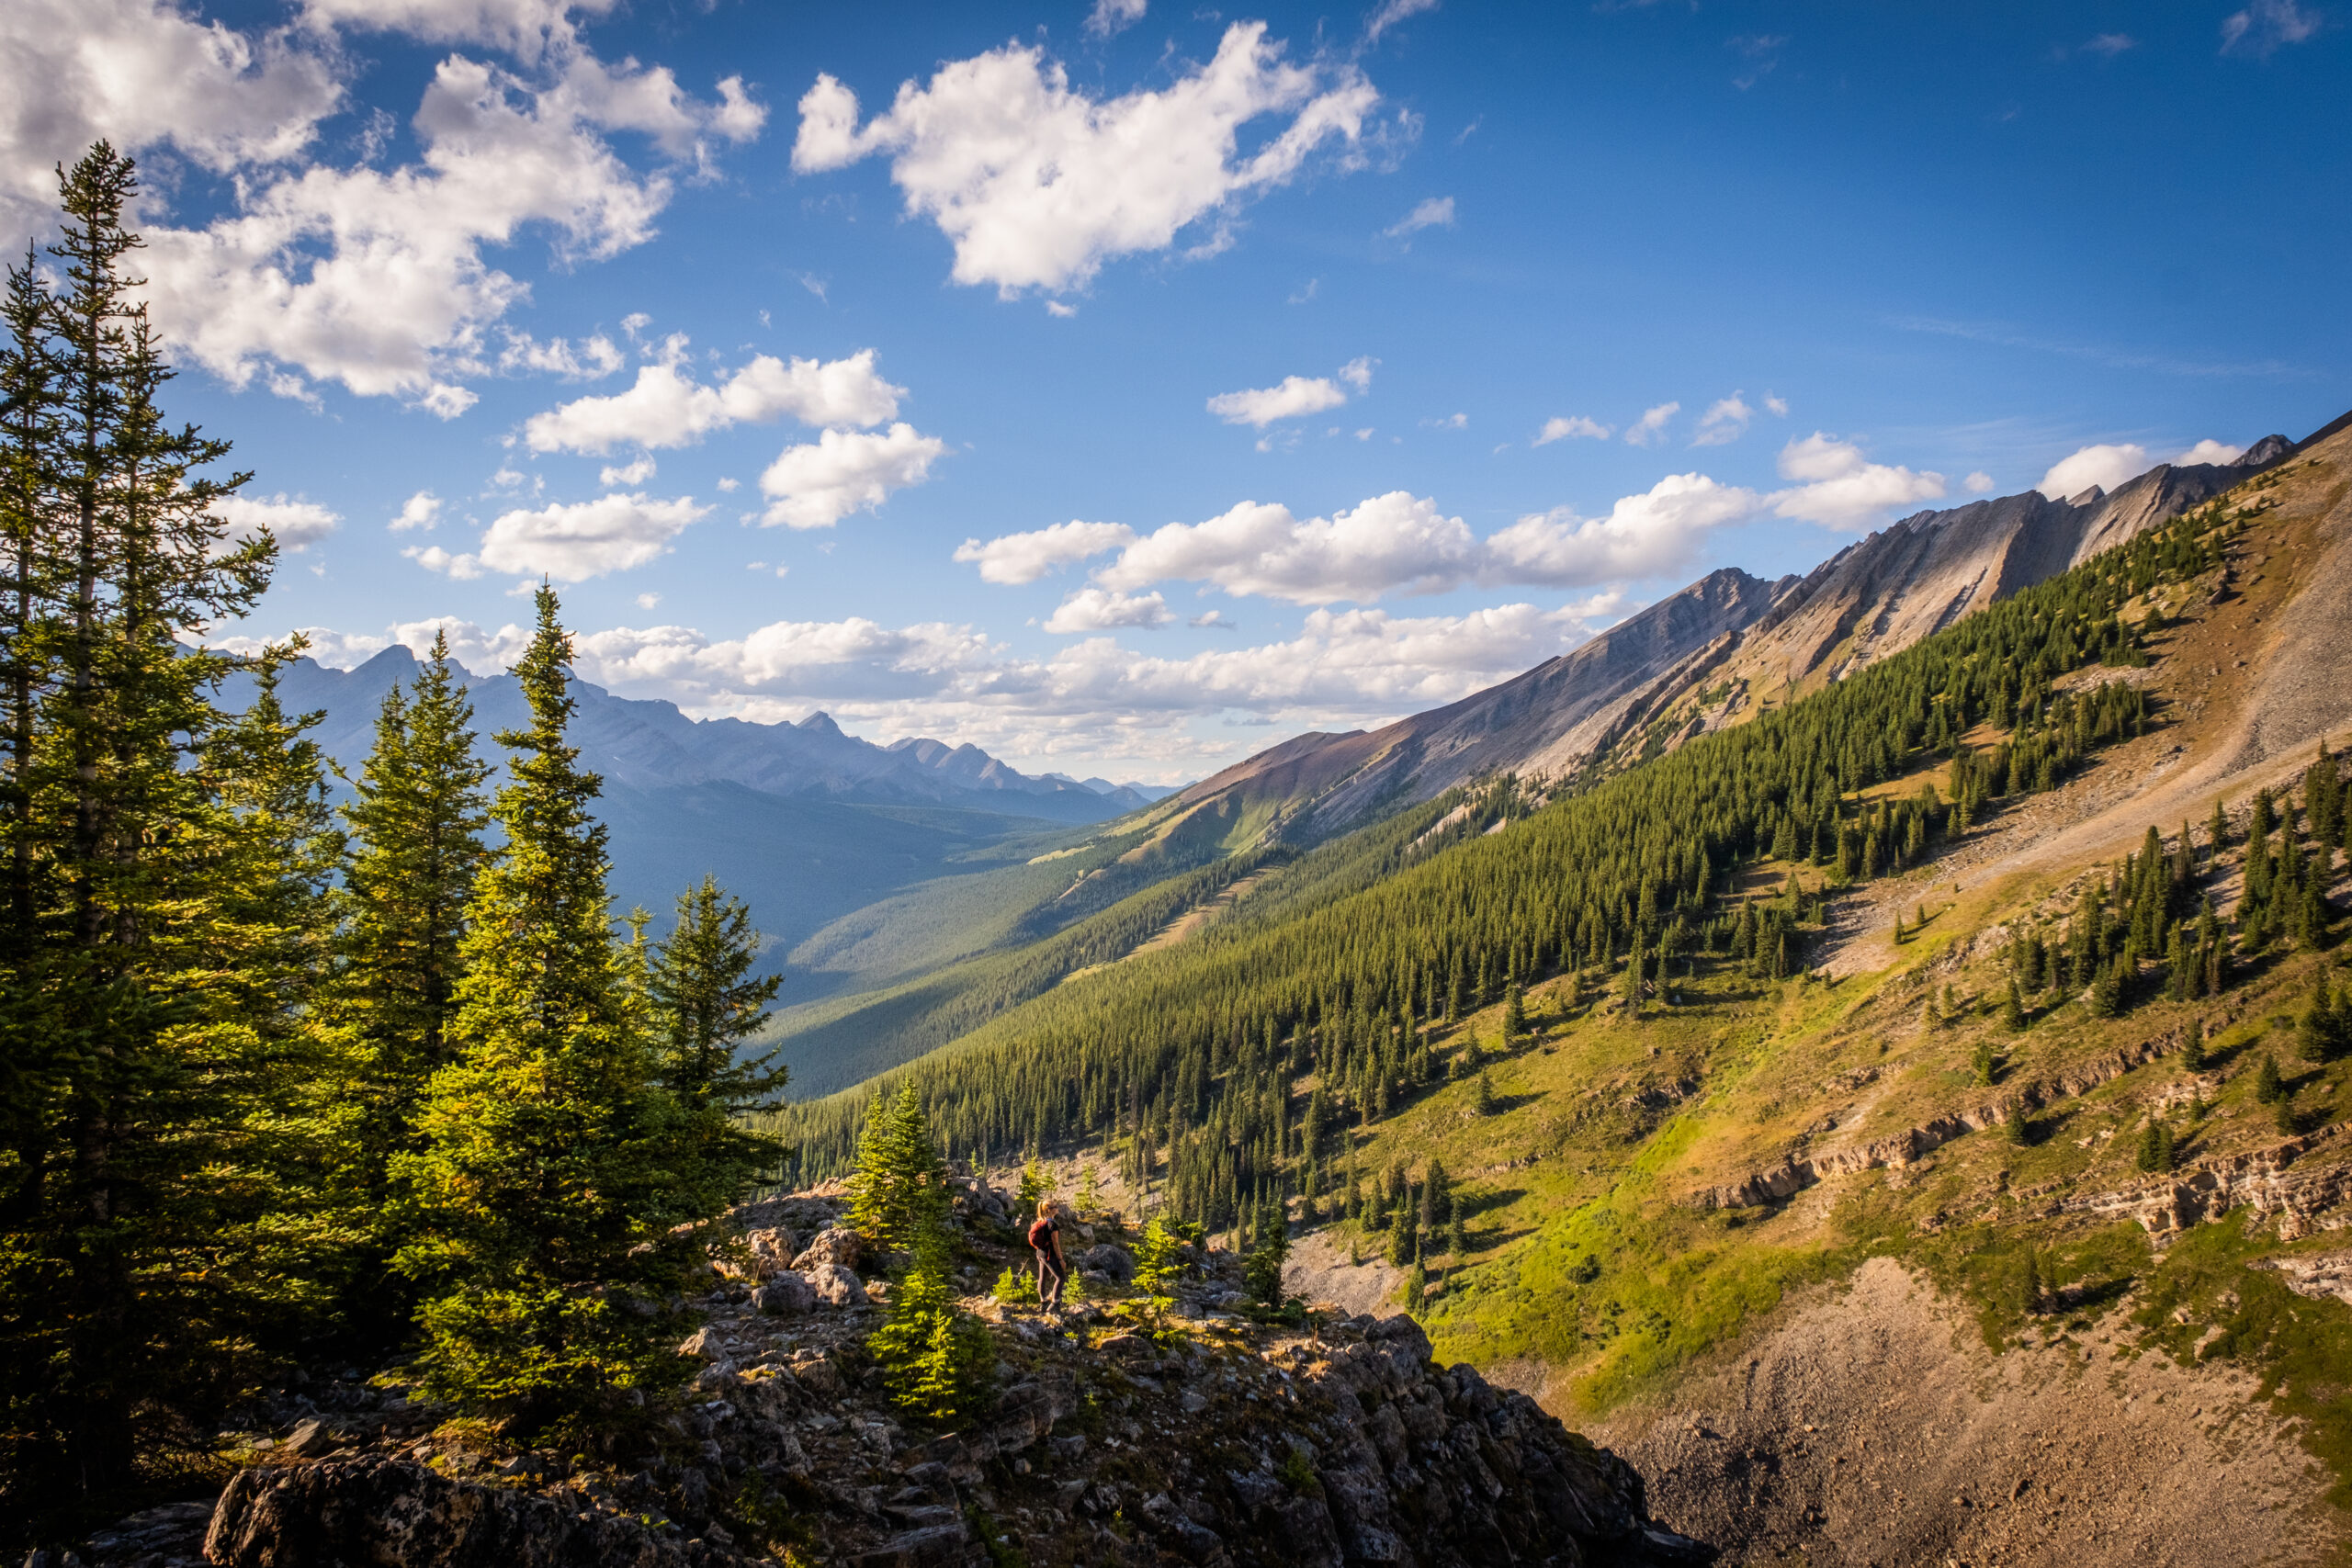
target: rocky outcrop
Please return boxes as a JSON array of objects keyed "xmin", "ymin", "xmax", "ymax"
[
  {"xmin": 1690, "ymin": 1029, "xmax": 2186, "ymax": 1211},
  {"xmin": 193, "ymin": 1313, "xmax": 1709, "ymax": 1568},
  {"xmin": 2048, "ymin": 1125, "xmax": 2351, "ymax": 1241},
  {"xmin": 205, "ymin": 1459, "xmax": 738, "ymax": 1568}
]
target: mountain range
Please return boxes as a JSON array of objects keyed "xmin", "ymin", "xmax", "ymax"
[
  {"xmin": 1159, "ymin": 429, "xmax": 2306, "ymax": 846},
  {"xmin": 259, "ymin": 651, "xmax": 1179, "ymax": 982}
]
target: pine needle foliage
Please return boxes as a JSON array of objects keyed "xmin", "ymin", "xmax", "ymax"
[
  {"xmin": 647, "ymin": 874, "xmax": 791, "ymax": 1215},
  {"xmin": 391, "ymin": 587, "xmax": 697, "ymax": 1431},
  {"xmin": 337, "ymin": 632, "xmax": 491, "ymax": 1206},
  {"xmin": 0, "ymin": 145, "xmax": 367, "ymax": 1511},
  {"xmin": 867, "ymin": 1208, "xmax": 994, "ymax": 1427},
  {"xmin": 848, "ymin": 1084, "xmax": 950, "ymax": 1253}
]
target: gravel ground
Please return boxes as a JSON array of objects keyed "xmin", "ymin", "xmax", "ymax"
[{"xmin": 1591, "ymin": 1256, "xmax": 2338, "ymax": 1568}]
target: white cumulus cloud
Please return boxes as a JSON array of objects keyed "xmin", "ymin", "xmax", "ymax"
[
  {"xmin": 216, "ymin": 492, "xmax": 341, "ymax": 551},
  {"xmin": 1045, "ymin": 587, "xmax": 1171, "ymax": 633},
  {"xmin": 1772, "ymin": 434, "xmax": 1947, "ymax": 529},
  {"xmin": 135, "ymin": 51, "xmax": 758, "ymax": 415},
  {"xmin": 2036, "ymin": 442, "xmax": 2154, "ymax": 500},
  {"xmin": 525, "ymin": 345, "xmax": 903, "ymax": 454},
  {"xmin": 599, "ymin": 455, "xmax": 655, "ymax": 487},
  {"xmin": 1092, "ymin": 491, "xmax": 1487, "ymax": 604},
  {"xmin": 2175, "ymin": 438, "xmax": 2245, "ymax": 467},
  {"xmin": 1535, "ymin": 415, "xmax": 1611, "ymax": 445},
  {"xmin": 1963, "ymin": 471, "xmax": 1996, "ymax": 494},
  {"xmin": 1690, "ymin": 391, "xmax": 1753, "ymax": 447},
  {"xmin": 1484, "ymin": 474, "xmax": 1761, "ymax": 587},
  {"xmin": 1208, "ymin": 374, "xmax": 1350, "ymax": 428},
  {"xmin": 421, "ymin": 491, "xmax": 710, "ymax": 581},
  {"xmin": 790, "ymin": 22, "xmax": 1380, "ymax": 295},
  {"xmin": 759, "ymin": 423, "xmax": 947, "ymax": 529},
  {"xmin": 391, "ymin": 491, "xmax": 444, "ymax": 532},
  {"xmin": 953, "ymin": 520, "xmax": 1136, "ymax": 584},
  {"xmin": 0, "ymin": 0, "xmax": 343, "ymax": 241}
]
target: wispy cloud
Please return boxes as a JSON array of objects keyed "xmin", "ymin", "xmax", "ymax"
[
  {"xmin": 2222, "ymin": 0, "xmax": 2321, "ymax": 56},
  {"xmin": 1365, "ymin": 0, "xmax": 1441, "ymax": 46},
  {"xmin": 1384, "ymin": 196, "xmax": 1456, "ymax": 240},
  {"xmin": 1885, "ymin": 315, "xmax": 2312, "ymax": 378}
]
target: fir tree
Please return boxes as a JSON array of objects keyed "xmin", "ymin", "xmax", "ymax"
[
  {"xmin": 1501, "ymin": 980, "xmax": 1526, "ymax": 1043},
  {"xmin": 868, "ymin": 1205, "xmax": 994, "ymax": 1425},
  {"xmin": 392, "ymin": 586, "xmax": 695, "ymax": 1430},
  {"xmin": 2253, "ymin": 1054, "xmax": 2283, "ymax": 1105},
  {"xmin": 338, "ymin": 632, "xmax": 491, "ymax": 1181},
  {"xmin": 2002, "ymin": 977, "xmax": 2027, "ymax": 1032},
  {"xmin": 2181, "ymin": 1021, "xmax": 2208, "ymax": 1074},
  {"xmin": 1473, "ymin": 1069, "xmax": 1497, "ymax": 1116},
  {"xmin": 0, "ymin": 145, "xmax": 350, "ymax": 1506},
  {"xmin": 849, "ymin": 1084, "xmax": 951, "ymax": 1252},
  {"xmin": 648, "ymin": 874, "xmax": 790, "ymax": 1213}
]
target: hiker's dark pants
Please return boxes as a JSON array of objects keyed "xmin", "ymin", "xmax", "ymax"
[{"xmin": 1035, "ymin": 1250, "xmax": 1067, "ymax": 1307}]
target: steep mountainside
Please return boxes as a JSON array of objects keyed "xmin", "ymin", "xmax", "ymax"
[
  {"xmin": 1167, "ymin": 433, "xmax": 2301, "ymax": 852},
  {"xmin": 779, "ymin": 415, "xmax": 2352, "ymax": 1562}
]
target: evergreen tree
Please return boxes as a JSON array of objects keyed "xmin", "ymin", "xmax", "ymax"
[
  {"xmin": 0, "ymin": 145, "xmax": 356, "ymax": 1508},
  {"xmin": 867, "ymin": 1205, "xmax": 993, "ymax": 1425},
  {"xmin": 648, "ymin": 874, "xmax": 790, "ymax": 1213},
  {"xmin": 2253, "ymin": 1054, "xmax": 2283, "ymax": 1105},
  {"xmin": 1473, "ymin": 1069, "xmax": 1497, "ymax": 1116},
  {"xmin": 338, "ymin": 632, "xmax": 491, "ymax": 1182},
  {"xmin": 2182, "ymin": 1020, "xmax": 2208, "ymax": 1074},
  {"xmin": 2002, "ymin": 977, "xmax": 2027, "ymax": 1032},
  {"xmin": 849, "ymin": 1084, "xmax": 952, "ymax": 1251},
  {"xmin": 1242, "ymin": 1196, "xmax": 1290, "ymax": 1307},
  {"xmin": 1501, "ymin": 981, "xmax": 1526, "ymax": 1043},
  {"xmin": 392, "ymin": 586, "xmax": 695, "ymax": 1430}
]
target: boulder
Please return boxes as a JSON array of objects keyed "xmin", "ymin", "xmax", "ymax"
[
  {"xmin": 742, "ymin": 1225, "xmax": 799, "ymax": 1278},
  {"xmin": 752, "ymin": 1273, "xmax": 818, "ymax": 1315},
  {"xmin": 802, "ymin": 1262, "xmax": 867, "ymax": 1306},
  {"xmin": 792, "ymin": 1226, "xmax": 864, "ymax": 1270},
  {"xmin": 1073, "ymin": 1243, "xmax": 1134, "ymax": 1284}
]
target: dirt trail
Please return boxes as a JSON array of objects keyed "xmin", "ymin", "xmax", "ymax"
[{"xmin": 1588, "ymin": 1257, "xmax": 2338, "ymax": 1568}]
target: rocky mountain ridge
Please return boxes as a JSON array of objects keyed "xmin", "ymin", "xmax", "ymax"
[
  {"xmin": 1166, "ymin": 431, "xmax": 2303, "ymax": 850},
  {"xmin": 265, "ymin": 649, "xmax": 1164, "ymax": 824}
]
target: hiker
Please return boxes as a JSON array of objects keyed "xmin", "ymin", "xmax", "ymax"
[{"xmin": 1029, "ymin": 1196, "xmax": 1069, "ymax": 1310}]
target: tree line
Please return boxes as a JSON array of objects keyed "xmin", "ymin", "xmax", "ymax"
[{"xmin": 0, "ymin": 147, "xmax": 785, "ymax": 1525}]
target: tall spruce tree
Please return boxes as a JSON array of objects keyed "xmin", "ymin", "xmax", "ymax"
[
  {"xmin": 338, "ymin": 631, "xmax": 491, "ymax": 1172},
  {"xmin": 648, "ymin": 874, "xmax": 790, "ymax": 1213},
  {"xmin": 0, "ymin": 144, "xmax": 352, "ymax": 1510},
  {"xmin": 393, "ymin": 586, "xmax": 695, "ymax": 1429}
]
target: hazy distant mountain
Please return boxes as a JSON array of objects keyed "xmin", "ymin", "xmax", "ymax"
[
  {"xmin": 272, "ymin": 647, "xmax": 1142, "ymax": 822},
  {"xmin": 251, "ymin": 650, "xmax": 1155, "ymax": 970}
]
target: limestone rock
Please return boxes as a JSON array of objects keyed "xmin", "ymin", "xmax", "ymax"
[
  {"xmin": 801, "ymin": 1261, "xmax": 867, "ymax": 1306},
  {"xmin": 792, "ymin": 1226, "xmax": 863, "ymax": 1271}
]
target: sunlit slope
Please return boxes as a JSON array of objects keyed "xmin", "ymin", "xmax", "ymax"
[{"xmin": 776, "ymin": 421, "xmax": 2352, "ymax": 1544}]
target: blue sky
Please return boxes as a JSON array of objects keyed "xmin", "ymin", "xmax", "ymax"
[{"xmin": 6, "ymin": 0, "xmax": 2346, "ymax": 780}]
